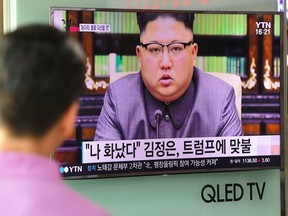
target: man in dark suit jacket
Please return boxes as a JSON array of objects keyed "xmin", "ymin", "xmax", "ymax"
[{"xmin": 95, "ymin": 12, "xmax": 242, "ymax": 140}]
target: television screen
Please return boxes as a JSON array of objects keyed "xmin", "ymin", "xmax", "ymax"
[{"xmin": 50, "ymin": 7, "xmax": 283, "ymax": 178}]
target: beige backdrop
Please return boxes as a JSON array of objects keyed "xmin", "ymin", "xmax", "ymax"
[{"xmin": 0, "ymin": 0, "xmax": 3, "ymax": 34}]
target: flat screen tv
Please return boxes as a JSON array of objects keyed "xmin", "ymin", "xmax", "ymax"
[{"xmin": 50, "ymin": 7, "xmax": 284, "ymax": 178}]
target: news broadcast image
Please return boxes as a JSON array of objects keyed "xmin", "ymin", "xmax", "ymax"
[{"xmin": 50, "ymin": 8, "xmax": 282, "ymax": 178}]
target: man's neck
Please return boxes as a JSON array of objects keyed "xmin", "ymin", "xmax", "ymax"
[{"xmin": 0, "ymin": 127, "xmax": 57, "ymax": 157}]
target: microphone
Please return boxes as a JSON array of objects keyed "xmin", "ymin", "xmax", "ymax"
[{"xmin": 154, "ymin": 110, "xmax": 162, "ymax": 139}]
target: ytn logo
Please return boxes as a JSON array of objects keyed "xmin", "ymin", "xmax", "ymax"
[
  {"xmin": 60, "ymin": 166, "xmax": 83, "ymax": 174},
  {"xmin": 256, "ymin": 22, "xmax": 271, "ymax": 29}
]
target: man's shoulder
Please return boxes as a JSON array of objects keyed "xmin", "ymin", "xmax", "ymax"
[
  {"xmin": 193, "ymin": 67, "xmax": 236, "ymax": 103},
  {"xmin": 107, "ymin": 72, "xmax": 143, "ymax": 99},
  {"xmin": 110, "ymin": 72, "xmax": 141, "ymax": 87},
  {"xmin": 194, "ymin": 67, "xmax": 233, "ymax": 90}
]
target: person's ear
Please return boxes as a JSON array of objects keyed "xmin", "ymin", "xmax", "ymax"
[
  {"xmin": 59, "ymin": 101, "xmax": 79, "ymax": 139},
  {"xmin": 136, "ymin": 45, "xmax": 142, "ymax": 69},
  {"xmin": 191, "ymin": 43, "xmax": 198, "ymax": 58},
  {"xmin": 191, "ymin": 43, "xmax": 198, "ymax": 65}
]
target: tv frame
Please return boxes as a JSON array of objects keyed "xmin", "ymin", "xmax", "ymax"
[{"xmin": 49, "ymin": 7, "xmax": 285, "ymax": 179}]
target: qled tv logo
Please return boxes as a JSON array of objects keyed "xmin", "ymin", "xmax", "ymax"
[
  {"xmin": 201, "ymin": 182, "xmax": 266, "ymax": 203},
  {"xmin": 60, "ymin": 166, "xmax": 83, "ymax": 174}
]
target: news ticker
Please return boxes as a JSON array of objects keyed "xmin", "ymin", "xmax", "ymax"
[
  {"xmin": 60, "ymin": 155, "xmax": 280, "ymax": 177},
  {"xmin": 59, "ymin": 135, "xmax": 281, "ymax": 177}
]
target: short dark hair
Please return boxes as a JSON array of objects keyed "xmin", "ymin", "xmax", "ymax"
[
  {"xmin": 0, "ymin": 25, "xmax": 86, "ymax": 137},
  {"xmin": 136, "ymin": 12, "xmax": 195, "ymax": 34}
]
